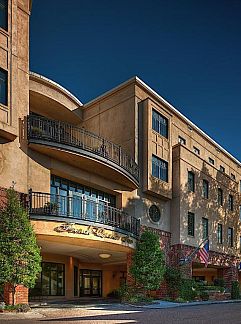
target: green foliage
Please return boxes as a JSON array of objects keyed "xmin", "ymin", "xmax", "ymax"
[
  {"xmin": 117, "ymin": 284, "xmax": 153, "ymax": 303},
  {"xmin": 179, "ymin": 279, "xmax": 197, "ymax": 301},
  {"xmin": 213, "ymin": 278, "xmax": 225, "ymax": 287},
  {"xmin": 0, "ymin": 188, "xmax": 42, "ymax": 304},
  {"xmin": 199, "ymin": 291, "xmax": 209, "ymax": 301},
  {"xmin": 4, "ymin": 303, "xmax": 30, "ymax": 312},
  {"xmin": 164, "ymin": 267, "xmax": 182, "ymax": 291},
  {"xmin": 231, "ymin": 281, "xmax": 240, "ymax": 299},
  {"xmin": 130, "ymin": 230, "xmax": 165, "ymax": 292}
]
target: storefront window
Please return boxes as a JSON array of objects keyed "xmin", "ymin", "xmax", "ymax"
[{"xmin": 30, "ymin": 262, "xmax": 65, "ymax": 297}]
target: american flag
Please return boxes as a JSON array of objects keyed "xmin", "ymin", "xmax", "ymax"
[{"xmin": 198, "ymin": 240, "xmax": 209, "ymax": 267}]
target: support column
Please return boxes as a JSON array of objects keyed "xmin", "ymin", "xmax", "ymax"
[
  {"xmin": 66, "ymin": 256, "xmax": 74, "ymax": 299},
  {"xmin": 223, "ymin": 266, "xmax": 238, "ymax": 289},
  {"xmin": 4, "ymin": 284, "xmax": 29, "ymax": 305}
]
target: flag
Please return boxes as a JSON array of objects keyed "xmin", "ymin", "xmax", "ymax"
[{"xmin": 198, "ymin": 240, "xmax": 209, "ymax": 267}]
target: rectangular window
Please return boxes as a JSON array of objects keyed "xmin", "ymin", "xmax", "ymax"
[
  {"xmin": 152, "ymin": 109, "xmax": 168, "ymax": 138},
  {"xmin": 193, "ymin": 146, "xmax": 200, "ymax": 155},
  {"xmin": 0, "ymin": 0, "xmax": 7, "ymax": 30},
  {"xmin": 217, "ymin": 223, "xmax": 223, "ymax": 244},
  {"xmin": 220, "ymin": 165, "xmax": 225, "ymax": 173},
  {"xmin": 30, "ymin": 262, "xmax": 65, "ymax": 296},
  {"xmin": 217, "ymin": 188, "xmax": 223, "ymax": 206},
  {"xmin": 152, "ymin": 155, "xmax": 168, "ymax": 182},
  {"xmin": 240, "ymin": 236, "xmax": 241, "ymax": 254},
  {"xmin": 188, "ymin": 171, "xmax": 195, "ymax": 192},
  {"xmin": 188, "ymin": 212, "xmax": 195, "ymax": 236},
  {"xmin": 240, "ymin": 206, "xmax": 241, "ymax": 221},
  {"xmin": 202, "ymin": 217, "xmax": 208, "ymax": 240},
  {"xmin": 230, "ymin": 173, "xmax": 236, "ymax": 180},
  {"xmin": 240, "ymin": 180, "xmax": 241, "ymax": 193},
  {"xmin": 228, "ymin": 194, "xmax": 234, "ymax": 211},
  {"xmin": 208, "ymin": 157, "xmax": 215, "ymax": 165},
  {"xmin": 228, "ymin": 227, "xmax": 233, "ymax": 247},
  {"xmin": 202, "ymin": 180, "xmax": 209, "ymax": 199},
  {"xmin": 178, "ymin": 136, "xmax": 186, "ymax": 145},
  {"xmin": 0, "ymin": 68, "xmax": 7, "ymax": 106}
]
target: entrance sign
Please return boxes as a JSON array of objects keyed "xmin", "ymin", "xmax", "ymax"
[{"xmin": 54, "ymin": 223, "xmax": 134, "ymax": 244}]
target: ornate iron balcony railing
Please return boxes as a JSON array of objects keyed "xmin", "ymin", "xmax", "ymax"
[
  {"xmin": 27, "ymin": 115, "xmax": 139, "ymax": 183},
  {"xmin": 29, "ymin": 191, "xmax": 140, "ymax": 237}
]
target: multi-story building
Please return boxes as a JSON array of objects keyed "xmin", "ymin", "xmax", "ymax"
[{"xmin": 0, "ymin": 0, "xmax": 240, "ymax": 303}]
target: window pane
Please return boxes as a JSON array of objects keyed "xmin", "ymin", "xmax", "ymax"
[
  {"xmin": 188, "ymin": 212, "xmax": 194, "ymax": 236},
  {"xmin": 0, "ymin": 0, "xmax": 7, "ymax": 30},
  {"xmin": 152, "ymin": 155, "xmax": 168, "ymax": 182},
  {"xmin": 202, "ymin": 217, "xmax": 208, "ymax": 239},
  {"xmin": 0, "ymin": 68, "xmax": 7, "ymax": 105},
  {"xmin": 152, "ymin": 109, "xmax": 168, "ymax": 138},
  {"xmin": 188, "ymin": 172, "xmax": 195, "ymax": 192}
]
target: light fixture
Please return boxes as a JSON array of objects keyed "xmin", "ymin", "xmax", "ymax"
[{"xmin": 99, "ymin": 253, "xmax": 111, "ymax": 259}]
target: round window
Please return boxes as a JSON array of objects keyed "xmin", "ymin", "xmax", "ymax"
[{"xmin": 149, "ymin": 205, "xmax": 161, "ymax": 223}]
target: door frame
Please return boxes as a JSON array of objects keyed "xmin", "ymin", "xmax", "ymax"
[{"xmin": 79, "ymin": 269, "xmax": 102, "ymax": 297}]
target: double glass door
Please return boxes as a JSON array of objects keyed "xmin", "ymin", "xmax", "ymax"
[{"xmin": 79, "ymin": 270, "xmax": 102, "ymax": 297}]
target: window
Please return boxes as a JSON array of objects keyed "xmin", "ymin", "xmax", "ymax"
[
  {"xmin": 239, "ymin": 206, "xmax": 241, "ymax": 221},
  {"xmin": 230, "ymin": 173, "xmax": 236, "ymax": 180},
  {"xmin": 0, "ymin": 68, "xmax": 7, "ymax": 106},
  {"xmin": 193, "ymin": 146, "xmax": 200, "ymax": 155},
  {"xmin": 149, "ymin": 205, "xmax": 161, "ymax": 223},
  {"xmin": 228, "ymin": 194, "xmax": 234, "ymax": 211},
  {"xmin": 240, "ymin": 236, "xmax": 241, "ymax": 254},
  {"xmin": 178, "ymin": 136, "xmax": 186, "ymax": 145},
  {"xmin": 228, "ymin": 227, "xmax": 233, "ymax": 247},
  {"xmin": 208, "ymin": 157, "xmax": 215, "ymax": 165},
  {"xmin": 202, "ymin": 217, "xmax": 208, "ymax": 240},
  {"xmin": 220, "ymin": 165, "xmax": 225, "ymax": 173},
  {"xmin": 217, "ymin": 188, "xmax": 223, "ymax": 206},
  {"xmin": 188, "ymin": 171, "xmax": 195, "ymax": 192},
  {"xmin": 0, "ymin": 0, "xmax": 7, "ymax": 30},
  {"xmin": 152, "ymin": 155, "xmax": 168, "ymax": 182},
  {"xmin": 51, "ymin": 175, "xmax": 116, "ymax": 207},
  {"xmin": 30, "ymin": 262, "xmax": 65, "ymax": 296},
  {"xmin": 240, "ymin": 180, "xmax": 241, "ymax": 193},
  {"xmin": 188, "ymin": 212, "xmax": 195, "ymax": 236},
  {"xmin": 202, "ymin": 180, "xmax": 209, "ymax": 199},
  {"xmin": 152, "ymin": 109, "xmax": 168, "ymax": 138},
  {"xmin": 217, "ymin": 223, "xmax": 223, "ymax": 244}
]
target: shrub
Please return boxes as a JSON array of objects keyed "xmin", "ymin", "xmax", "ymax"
[
  {"xmin": 179, "ymin": 279, "xmax": 197, "ymax": 301},
  {"xmin": 164, "ymin": 267, "xmax": 182, "ymax": 291},
  {"xmin": 213, "ymin": 278, "xmax": 225, "ymax": 287},
  {"xmin": 199, "ymin": 291, "xmax": 209, "ymax": 301},
  {"xmin": 130, "ymin": 231, "xmax": 165, "ymax": 294},
  {"xmin": 4, "ymin": 304, "xmax": 30, "ymax": 312},
  {"xmin": 231, "ymin": 281, "xmax": 240, "ymax": 300}
]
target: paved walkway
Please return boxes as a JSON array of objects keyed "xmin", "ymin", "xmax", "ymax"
[{"xmin": 1, "ymin": 302, "xmax": 241, "ymax": 324}]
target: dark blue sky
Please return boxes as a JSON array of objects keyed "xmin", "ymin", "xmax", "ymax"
[{"xmin": 30, "ymin": 0, "xmax": 241, "ymax": 161}]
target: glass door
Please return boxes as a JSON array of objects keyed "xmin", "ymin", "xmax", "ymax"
[{"xmin": 79, "ymin": 270, "xmax": 102, "ymax": 297}]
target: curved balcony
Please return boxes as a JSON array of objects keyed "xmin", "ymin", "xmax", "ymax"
[
  {"xmin": 27, "ymin": 115, "xmax": 139, "ymax": 188},
  {"xmin": 29, "ymin": 191, "xmax": 140, "ymax": 238}
]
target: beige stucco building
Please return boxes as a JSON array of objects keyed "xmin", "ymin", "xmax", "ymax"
[{"xmin": 0, "ymin": 0, "xmax": 241, "ymax": 302}]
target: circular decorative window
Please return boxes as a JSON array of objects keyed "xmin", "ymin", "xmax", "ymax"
[{"xmin": 149, "ymin": 205, "xmax": 161, "ymax": 223}]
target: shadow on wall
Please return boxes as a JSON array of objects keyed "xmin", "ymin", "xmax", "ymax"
[{"xmin": 175, "ymin": 147, "xmax": 239, "ymax": 265}]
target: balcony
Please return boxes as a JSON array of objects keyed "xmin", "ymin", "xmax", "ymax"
[
  {"xmin": 29, "ymin": 191, "xmax": 140, "ymax": 238},
  {"xmin": 27, "ymin": 115, "xmax": 139, "ymax": 188}
]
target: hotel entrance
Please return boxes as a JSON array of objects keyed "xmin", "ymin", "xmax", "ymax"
[{"xmin": 80, "ymin": 270, "xmax": 102, "ymax": 297}]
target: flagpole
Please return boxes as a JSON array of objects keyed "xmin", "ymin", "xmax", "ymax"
[{"xmin": 179, "ymin": 236, "xmax": 209, "ymax": 266}]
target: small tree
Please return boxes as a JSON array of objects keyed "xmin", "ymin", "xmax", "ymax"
[
  {"xmin": 130, "ymin": 230, "xmax": 165, "ymax": 295},
  {"xmin": 0, "ymin": 188, "xmax": 41, "ymax": 305}
]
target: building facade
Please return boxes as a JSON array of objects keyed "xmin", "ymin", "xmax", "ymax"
[{"xmin": 0, "ymin": 0, "xmax": 241, "ymax": 303}]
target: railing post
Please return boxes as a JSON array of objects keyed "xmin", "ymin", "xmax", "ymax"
[{"xmin": 28, "ymin": 188, "xmax": 32, "ymax": 213}]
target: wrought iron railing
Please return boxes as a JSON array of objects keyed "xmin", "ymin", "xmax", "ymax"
[
  {"xmin": 27, "ymin": 115, "xmax": 139, "ymax": 183},
  {"xmin": 29, "ymin": 191, "xmax": 140, "ymax": 237}
]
